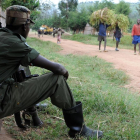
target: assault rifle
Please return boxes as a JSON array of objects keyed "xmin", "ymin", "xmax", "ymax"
[{"xmin": 12, "ymin": 66, "xmax": 43, "ymax": 129}]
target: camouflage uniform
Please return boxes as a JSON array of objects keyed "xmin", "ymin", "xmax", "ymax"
[{"xmin": 0, "ymin": 5, "xmax": 75, "ymax": 119}]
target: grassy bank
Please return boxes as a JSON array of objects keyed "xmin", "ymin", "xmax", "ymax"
[
  {"xmin": 62, "ymin": 34, "xmax": 135, "ymax": 51},
  {"xmin": 3, "ymin": 38, "xmax": 140, "ymax": 140}
]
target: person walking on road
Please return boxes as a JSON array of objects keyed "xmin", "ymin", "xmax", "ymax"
[
  {"xmin": 113, "ymin": 23, "xmax": 123, "ymax": 51},
  {"xmin": 57, "ymin": 28, "xmax": 61, "ymax": 44},
  {"xmin": 132, "ymin": 19, "xmax": 140, "ymax": 55},
  {"xmin": 98, "ymin": 22, "xmax": 110, "ymax": 52}
]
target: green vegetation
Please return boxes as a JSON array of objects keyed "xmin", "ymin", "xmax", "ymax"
[
  {"xmin": 62, "ymin": 34, "xmax": 135, "ymax": 50},
  {"xmin": 3, "ymin": 37, "xmax": 140, "ymax": 139},
  {"xmin": 1, "ymin": 0, "xmax": 40, "ymax": 20},
  {"xmin": 58, "ymin": 0, "xmax": 78, "ymax": 30},
  {"xmin": 0, "ymin": 0, "xmax": 139, "ymax": 32}
]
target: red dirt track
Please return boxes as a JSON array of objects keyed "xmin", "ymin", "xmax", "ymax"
[{"xmin": 30, "ymin": 32, "xmax": 140, "ymax": 93}]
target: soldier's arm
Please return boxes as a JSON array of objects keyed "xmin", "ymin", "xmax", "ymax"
[{"xmin": 31, "ymin": 55, "xmax": 69, "ymax": 79}]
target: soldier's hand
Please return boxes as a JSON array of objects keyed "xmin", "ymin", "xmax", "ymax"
[
  {"xmin": 32, "ymin": 55, "xmax": 69, "ymax": 79},
  {"xmin": 63, "ymin": 71, "xmax": 69, "ymax": 80}
]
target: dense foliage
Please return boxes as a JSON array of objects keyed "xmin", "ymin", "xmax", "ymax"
[
  {"xmin": 58, "ymin": 0, "xmax": 78, "ymax": 30},
  {"xmin": 1, "ymin": 0, "xmax": 137, "ymax": 33},
  {"xmin": 0, "ymin": 0, "xmax": 40, "ymax": 20},
  {"xmin": 68, "ymin": 7, "xmax": 89, "ymax": 33},
  {"xmin": 115, "ymin": 0, "xmax": 131, "ymax": 16}
]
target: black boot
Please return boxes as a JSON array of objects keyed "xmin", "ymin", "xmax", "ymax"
[
  {"xmin": 22, "ymin": 108, "xmax": 43, "ymax": 127},
  {"xmin": 28, "ymin": 110, "xmax": 43, "ymax": 126},
  {"xmin": 62, "ymin": 101, "xmax": 103, "ymax": 139}
]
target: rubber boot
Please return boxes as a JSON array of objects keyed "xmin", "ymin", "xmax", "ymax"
[
  {"xmin": 62, "ymin": 101, "xmax": 103, "ymax": 139},
  {"xmin": 22, "ymin": 108, "xmax": 43, "ymax": 127},
  {"xmin": 29, "ymin": 110, "xmax": 43, "ymax": 126}
]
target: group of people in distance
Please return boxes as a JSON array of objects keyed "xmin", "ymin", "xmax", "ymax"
[
  {"xmin": 42, "ymin": 20, "xmax": 140, "ymax": 55},
  {"xmin": 38, "ymin": 27, "xmax": 62, "ymax": 44},
  {"xmin": 98, "ymin": 19, "xmax": 140, "ymax": 55}
]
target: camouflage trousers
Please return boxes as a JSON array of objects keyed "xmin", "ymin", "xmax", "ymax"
[{"xmin": 0, "ymin": 72, "xmax": 76, "ymax": 119}]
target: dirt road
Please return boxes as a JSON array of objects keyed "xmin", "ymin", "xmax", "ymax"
[
  {"xmin": 0, "ymin": 123, "xmax": 15, "ymax": 140},
  {"xmin": 29, "ymin": 33, "xmax": 140, "ymax": 93}
]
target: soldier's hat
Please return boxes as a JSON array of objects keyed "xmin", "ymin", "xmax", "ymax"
[{"xmin": 6, "ymin": 5, "xmax": 34, "ymax": 26}]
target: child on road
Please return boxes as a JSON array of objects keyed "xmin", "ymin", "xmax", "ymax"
[{"xmin": 113, "ymin": 24, "xmax": 123, "ymax": 51}]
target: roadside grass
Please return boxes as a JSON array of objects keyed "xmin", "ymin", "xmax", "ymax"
[
  {"xmin": 3, "ymin": 38, "xmax": 140, "ymax": 140},
  {"xmin": 62, "ymin": 34, "xmax": 136, "ymax": 51}
]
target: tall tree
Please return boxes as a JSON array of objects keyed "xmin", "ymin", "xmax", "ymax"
[
  {"xmin": 99, "ymin": 0, "xmax": 115, "ymax": 10},
  {"xmin": 38, "ymin": 1, "xmax": 58, "ymax": 20},
  {"xmin": 77, "ymin": 0, "xmax": 115, "ymax": 18},
  {"xmin": 115, "ymin": 0, "xmax": 131, "ymax": 16},
  {"xmin": 68, "ymin": 7, "xmax": 89, "ymax": 33},
  {"xmin": 58, "ymin": 0, "xmax": 78, "ymax": 30},
  {"xmin": 68, "ymin": 11, "xmax": 79, "ymax": 33},
  {"xmin": 1, "ymin": 0, "xmax": 40, "ymax": 20},
  {"xmin": 136, "ymin": 0, "xmax": 140, "ymax": 16},
  {"xmin": 0, "ymin": 0, "xmax": 11, "ymax": 9}
]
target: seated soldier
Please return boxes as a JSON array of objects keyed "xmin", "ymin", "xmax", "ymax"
[{"xmin": 0, "ymin": 5, "xmax": 103, "ymax": 139}]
